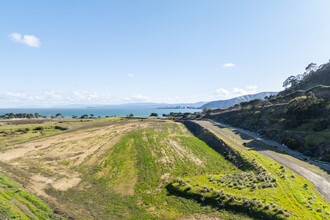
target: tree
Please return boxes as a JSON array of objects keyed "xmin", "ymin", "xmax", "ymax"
[
  {"xmin": 282, "ymin": 75, "xmax": 298, "ymax": 89},
  {"xmin": 80, "ymin": 114, "xmax": 88, "ymax": 119},
  {"xmin": 305, "ymin": 63, "xmax": 317, "ymax": 73},
  {"xmin": 129, "ymin": 113, "xmax": 134, "ymax": 117},
  {"xmin": 56, "ymin": 113, "xmax": 62, "ymax": 118},
  {"xmin": 34, "ymin": 113, "xmax": 39, "ymax": 118},
  {"xmin": 202, "ymin": 107, "xmax": 212, "ymax": 116},
  {"xmin": 150, "ymin": 113, "xmax": 158, "ymax": 117}
]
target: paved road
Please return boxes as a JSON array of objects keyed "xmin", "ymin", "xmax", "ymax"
[
  {"xmin": 195, "ymin": 120, "xmax": 330, "ymax": 201},
  {"xmin": 213, "ymin": 121, "xmax": 330, "ymax": 172}
]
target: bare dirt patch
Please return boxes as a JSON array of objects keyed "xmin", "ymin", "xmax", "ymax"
[
  {"xmin": 0, "ymin": 121, "xmax": 146, "ymax": 215},
  {"xmin": 168, "ymin": 139, "xmax": 204, "ymax": 166}
]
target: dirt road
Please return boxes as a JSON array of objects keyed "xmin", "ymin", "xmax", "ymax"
[{"xmin": 195, "ymin": 120, "xmax": 330, "ymax": 201}]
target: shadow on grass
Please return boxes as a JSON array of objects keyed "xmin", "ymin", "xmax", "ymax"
[{"xmin": 165, "ymin": 184, "xmax": 285, "ymax": 220}]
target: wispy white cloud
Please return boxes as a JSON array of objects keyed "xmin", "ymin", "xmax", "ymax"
[
  {"xmin": 9, "ymin": 32, "xmax": 41, "ymax": 48},
  {"xmin": 214, "ymin": 85, "xmax": 258, "ymax": 99},
  {"xmin": 128, "ymin": 73, "xmax": 134, "ymax": 78},
  {"xmin": 1, "ymin": 91, "xmax": 156, "ymax": 107},
  {"xmin": 215, "ymin": 88, "xmax": 230, "ymax": 98},
  {"xmin": 246, "ymin": 85, "xmax": 258, "ymax": 90},
  {"xmin": 223, "ymin": 63, "xmax": 235, "ymax": 68},
  {"xmin": 233, "ymin": 88, "xmax": 249, "ymax": 96},
  {"xmin": 130, "ymin": 95, "xmax": 150, "ymax": 102}
]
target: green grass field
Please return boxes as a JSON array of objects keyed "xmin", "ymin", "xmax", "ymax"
[
  {"xmin": 45, "ymin": 120, "xmax": 251, "ymax": 219},
  {"xmin": 0, "ymin": 118, "xmax": 329, "ymax": 219},
  {"xmin": 0, "ymin": 173, "xmax": 63, "ymax": 219},
  {"xmin": 169, "ymin": 122, "xmax": 329, "ymax": 219}
]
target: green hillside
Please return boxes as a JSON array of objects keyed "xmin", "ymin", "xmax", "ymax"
[
  {"xmin": 0, "ymin": 173, "xmax": 63, "ymax": 219},
  {"xmin": 279, "ymin": 61, "xmax": 330, "ymax": 96},
  {"xmin": 201, "ymin": 92, "xmax": 278, "ymax": 109},
  {"xmin": 207, "ymin": 61, "xmax": 330, "ymax": 162}
]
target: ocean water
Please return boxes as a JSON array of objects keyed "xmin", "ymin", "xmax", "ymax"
[{"xmin": 0, "ymin": 108, "xmax": 201, "ymax": 118}]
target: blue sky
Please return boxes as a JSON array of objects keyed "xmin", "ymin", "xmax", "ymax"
[{"xmin": 1, "ymin": 0, "xmax": 330, "ymax": 107}]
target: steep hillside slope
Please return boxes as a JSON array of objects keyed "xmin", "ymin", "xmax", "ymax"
[
  {"xmin": 202, "ymin": 92, "xmax": 278, "ymax": 109},
  {"xmin": 207, "ymin": 61, "xmax": 330, "ymax": 162},
  {"xmin": 170, "ymin": 120, "xmax": 329, "ymax": 220}
]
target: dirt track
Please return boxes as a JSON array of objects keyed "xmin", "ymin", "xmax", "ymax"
[{"xmin": 195, "ymin": 120, "xmax": 330, "ymax": 201}]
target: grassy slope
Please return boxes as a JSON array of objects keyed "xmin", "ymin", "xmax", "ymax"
[
  {"xmin": 0, "ymin": 118, "xmax": 253, "ymax": 219},
  {"xmin": 45, "ymin": 120, "xmax": 250, "ymax": 219},
  {"xmin": 170, "ymin": 124, "xmax": 329, "ymax": 219},
  {"xmin": 0, "ymin": 173, "xmax": 63, "ymax": 220},
  {"xmin": 209, "ymin": 96, "xmax": 330, "ymax": 161}
]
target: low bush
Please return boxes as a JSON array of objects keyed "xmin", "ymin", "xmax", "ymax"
[
  {"xmin": 33, "ymin": 126, "xmax": 44, "ymax": 131},
  {"xmin": 54, "ymin": 125, "xmax": 68, "ymax": 131}
]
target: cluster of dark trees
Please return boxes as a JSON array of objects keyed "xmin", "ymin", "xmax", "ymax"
[
  {"xmin": 286, "ymin": 92, "xmax": 329, "ymax": 130},
  {"xmin": 282, "ymin": 60, "xmax": 330, "ymax": 92},
  {"xmin": 0, "ymin": 112, "xmax": 100, "ymax": 119},
  {"xmin": 0, "ymin": 112, "xmax": 45, "ymax": 119},
  {"xmin": 71, "ymin": 114, "xmax": 101, "ymax": 119},
  {"xmin": 162, "ymin": 112, "xmax": 201, "ymax": 119}
]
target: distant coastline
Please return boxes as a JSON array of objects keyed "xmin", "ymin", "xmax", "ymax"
[{"xmin": 0, "ymin": 108, "xmax": 201, "ymax": 118}]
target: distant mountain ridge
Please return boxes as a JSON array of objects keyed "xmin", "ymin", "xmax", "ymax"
[
  {"xmin": 57, "ymin": 93, "xmax": 280, "ymax": 110},
  {"xmin": 55, "ymin": 102, "xmax": 207, "ymax": 109},
  {"xmin": 201, "ymin": 92, "xmax": 278, "ymax": 109}
]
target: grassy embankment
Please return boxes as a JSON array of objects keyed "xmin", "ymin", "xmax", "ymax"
[
  {"xmin": 0, "ymin": 173, "xmax": 63, "ymax": 219},
  {"xmin": 168, "ymin": 121, "xmax": 330, "ymax": 219}
]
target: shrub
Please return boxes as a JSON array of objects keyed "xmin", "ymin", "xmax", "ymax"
[
  {"xmin": 313, "ymin": 119, "xmax": 328, "ymax": 131},
  {"xmin": 286, "ymin": 139, "xmax": 300, "ymax": 150},
  {"xmin": 257, "ymin": 201, "xmax": 264, "ymax": 207},
  {"xmin": 54, "ymin": 126, "xmax": 68, "ymax": 131},
  {"xmin": 33, "ymin": 126, "xmax": 44, "ymax": 131},
  {"xmin": 16, "ymin": 128, "xmax": 28, "ymax": 133},
  {"xmin": 316, "ymin": 208, "xmax": 323, "ymax": 213},
  {"xmin": 264, "ymin": 204, "xmax": 270, "ymax": 210}
]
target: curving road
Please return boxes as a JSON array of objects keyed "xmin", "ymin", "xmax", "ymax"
[{"xmin": 195, "ymin": 120, "xmax": 330, "ymax": 201}]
